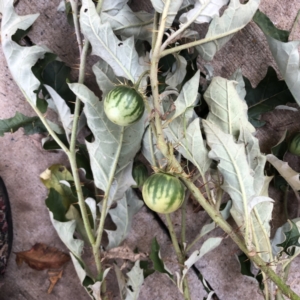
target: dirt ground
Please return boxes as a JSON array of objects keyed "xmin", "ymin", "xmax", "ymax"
[{"xmin": 0, "ymin": 0, "xmax": 300, "ymax": 299}]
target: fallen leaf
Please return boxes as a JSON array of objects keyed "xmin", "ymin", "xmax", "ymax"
[
  {"xmin": 15, "ymin": 243, "xmax": 70, "ymax": 271},
  {"xmin": 102, "ymin": 245, "xmax": 147, "ymax": 262},
  {"xmin": 47, "ymin": 269, "xmax": 63, "ymax": 294}
]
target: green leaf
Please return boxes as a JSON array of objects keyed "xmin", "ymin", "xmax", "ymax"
[
  {"xmin": 149, "ymin": 237, "xmax": 173, "ymax": 279},
  {"xmin": 69, "ymin": 83, "xmax": 146, "ymax": 194},
  {"xmin": 80, "ymin": 0, "xmax": 148, "ymax": 83},
  {"xmin": 105, "ymin": 189, "xmax": 143, "ymax": 250},
  {"xmin": 244, "ymin": 67, "xmax": 295, "ymax": 127},
  {"xmin": 197, "ymin": 0, "xmax": 260, "ymax": 61},
  {"xmin": 0, "ymin": 112, "xmax": 47, "ymax": 136},
  {"xmin": 102, "ymin": 0, "xmax": 127, "ymax": 15},
  {"xmin": 45, "ymin": 188, "xmax": 67, "ymax": 222},
  {"xmin": 179, "ymin": 0, "xmax": 229, "ymax": 24},
  {"xmin": 125, "ymin": 261, "xmax": 144, "ymax": 300},
  {"xmin": 139, "ymin": 261, "xmax": 155, "ymax": 279},
  {"xmin": 237, "ymin": 253, "xmax": 264, "ymax": 290},
  {"xmin": 42, "ymin": 60, "xmax": 75, "ymax": 107},
  {"xmin": 2, "ymin": 1, "xmax": 49, "ymax": 106},
  {"xmin": 101, "ymin": 5, "xmax": 153, "ymax": 43},
  {"xmin": 204, "ymin": 77, "xmax": 255, "ymax": 139},
  {"xmin": 253, "ymin": 9, "xmax": 289, "ymax": 43},
  {"xmin": 276, "ymin": 220, "xmax": 300, "ymax": 256}
]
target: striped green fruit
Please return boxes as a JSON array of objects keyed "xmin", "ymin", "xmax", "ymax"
[
  {"xmin": 132, "ymin": 162, "xmax": 148, "ymax": 188},
  {"xmin": 289, "ymin": 133, "xmax": 300, "ymax": 156},
  {"xmin": 142, "ymin": 173, "xmax": 185, "ymax": 214},
  {"xmin": 104, "ymin": 85, "xmax": 145, "ymax": 126}
]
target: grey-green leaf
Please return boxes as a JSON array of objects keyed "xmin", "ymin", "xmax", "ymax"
[
  {"xmin": 197, "ymin": 0, "xmax": 260, "ymax": 61},
  {"xmin": 92, "ymin": 60, "xmax": 117, "ymax": 98},
  {"xmin": 165, "ymin": 70, "xmax": 200, "ymax": 124},
  {"xmin": 125, "ymin": 261, "xmax": 144, "ymax": 300},
  {"xmin": 265, "ymin": 36, "xmax": 300, "ymax": 106},
  {"xmin": 80, "ymin": 0, "xmax": 148, "ymax": 82},
  {"xmin": 150, "ymin": 0, "xmax": 183, "ymax": 28},
  {"xmin": 142, "ymin": 126, "xmax": 166, "ymax": 167},
  {"xmin": 238, "ymin": 125, "xmax": 266, "ymax": 195},
  {"xmin": 204, "ymin": 77, "xmax": 255, "ymax": 139},
  {"xmin": 101, "ymin": 5, "xmax": 153, "ymax": 43},
  {"xmin": 105, "ymin": 189, "xmax": 143, "ymax": 250},
  {"xmin": 69, "ymin": 83, "xmax": 146, "ymax": 192},
  {"xmin": 179, "ymin": 0, "xmax": 229, "ymax": 24},
  {"xmin": 165, "ymin": 117, "xmax": 211, "ymax": 178},
  {"xmin": 1, "ymin": 1, "xmax": 50, "ymax": 106},
  {"xmin": 203, "ymin": 120, "xmax": 255, "ymax": 226}
]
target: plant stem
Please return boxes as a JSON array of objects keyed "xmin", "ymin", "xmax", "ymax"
[
  {"xmin": 165, "ymin": 214, "xmax": 191, "ymax": 300},
  {"xmin": 151, "ymin": 12, "xmax": 160, "ymax": 50},
  {"xmin": 70, "ymin": 0, "xmax": 82, "ymax": 56},
  {"xmin": 161, "ymin": 26, "xmax": 245, "ymax": 58},
  {"xmin": 149, "ymin": 1, "xmax": 300, "ymax": 298},
  {"xmin": 160, "ymin": 0, "xmax": 210, "ymax": 52},
  {"xmin": 94, "ymin": 126, "xmax": 125, "ymax": 275},
  {"xmin": 181, "ymin": 192, "xmax": 190, "ymax": 245}
]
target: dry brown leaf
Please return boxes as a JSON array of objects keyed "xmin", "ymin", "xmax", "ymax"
[
  {"xmin": 15, "ymin": 243, "xmax": 70, "ymax": 271},
  {"xmin": 47, "ymin": 270, "xmax": 63, "ymax": 294},
  {"xmin": 102, "ymin": 245, "xmax": 147, "ymax": 262}
]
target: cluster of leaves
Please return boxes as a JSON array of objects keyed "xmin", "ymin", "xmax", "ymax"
[{"xmin": 1, "ymin": 0, "xmax": 300, "ymax": 299}]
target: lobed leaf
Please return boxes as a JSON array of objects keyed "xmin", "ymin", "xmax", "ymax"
[
  {"xmin": 0, "ymin": 112, "xmax": 47, "ymax": 136},
  {"xmin": 125, "ymin": 261, "xmax": 144, "ymax": 300},
  {"xmin": 253, "ymin": 9, "xmax": 289, "ymax": 42},
  {"xmin": 104, "ymin": 189, "xmax": 143, "ymax": 250},
  {"xmin": 1, "ymin": 1, "xmax": 51, "ymax": 106},
  {"xmin": 204, "ymin": 77, "xmax": 255, "ymax": 139},
  {"xmin": 179, "ymin": 0, "xmax": 229, "ymax": 24},
  {"xmin": 101, "ymin": 5, "xmax": 153, "ymax": 43},
  {"xmin": 203, "ymin": 120, "xmax": 255, "ymax": 231},
  {"xmin": 69, "ymin": 83, "xmax": 146, "ymax": 193},
  {"xmin": 80, "ymin": 0, "xmax": 148, "ymax": 83},
  {"xmin": 197, "ymin": 0, "xmax": 260, "ymax": 61},
  {"xmin": 244, "ymin": 67, "xmax": 295, "ymax": 127}
]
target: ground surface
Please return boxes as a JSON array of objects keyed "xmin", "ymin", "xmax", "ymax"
[{"xmin": 0, "ymin": 0, "xmax": 300, "ymax": 299}]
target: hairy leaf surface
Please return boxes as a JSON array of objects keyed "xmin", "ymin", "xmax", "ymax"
[
  {"xmin": 204, "ymin": 77, "xmax": 255, "ymax": 138},
  {"xmin": 203, "ymin": 120, "xmax": 255, "ymax": 228},
  {"xmin": 80, "ymin": 0, "xmax": 147, "ymax": 82},
  {"xmin": 180, "ymin": 0, "xmax": 229, "ymax": 24},
  {"xmin": 125, "ymin": 261, "xmax": 144, "ymax": 300},
  {"xmin": 1, "ymin": 1, "xmax": 50, "ymax": 106},
  {"xmin": 105, "ymin": 189, "xmax": 143, "ymax": 250},
  {"xmin": 197, "ymin": 0, "xmax": 260, "ymax": 61},
  {"xmin": 101, "ymin": 5, "xmax": 153, "ymax": 43},
  {"xmin": 69, "ymin": 83, "xmax": 146, "ymax": 192}
]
